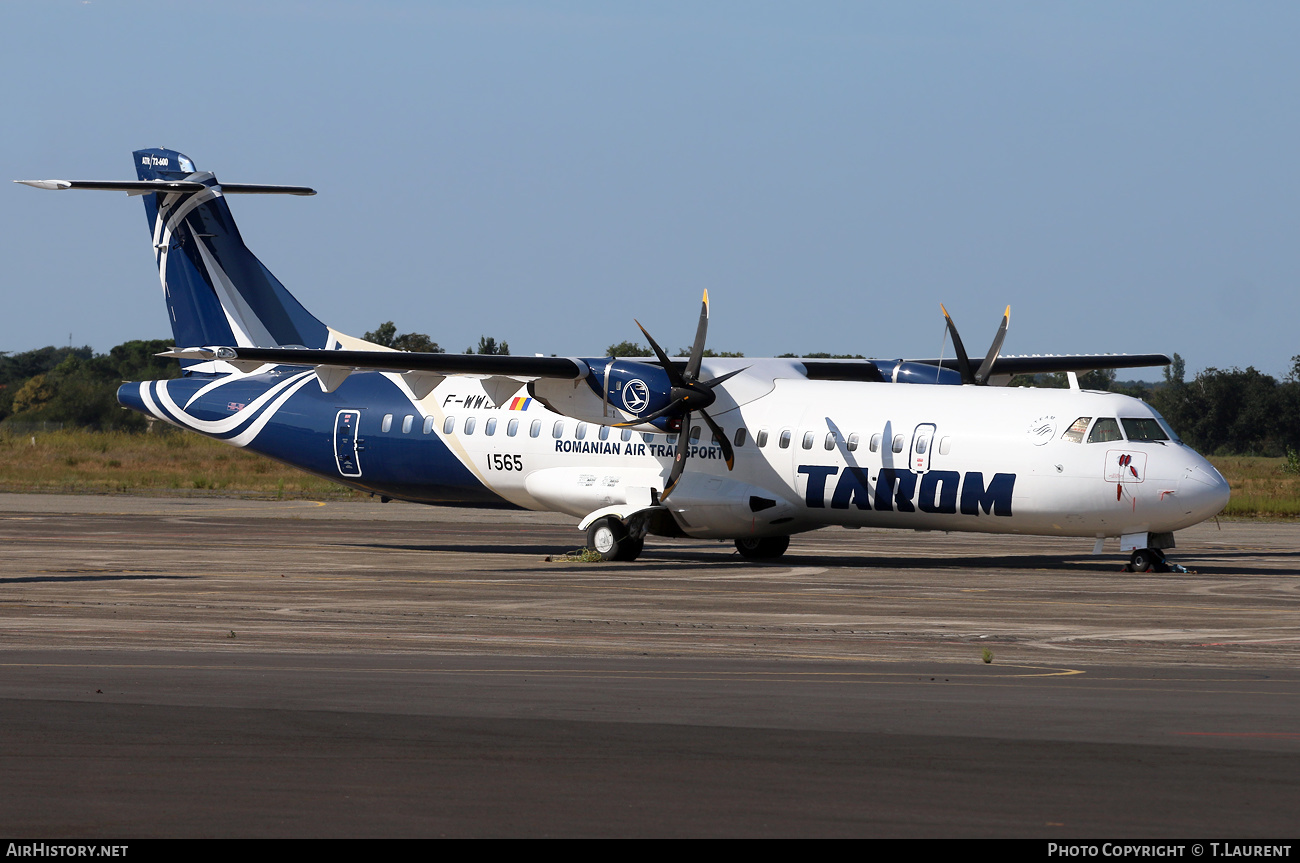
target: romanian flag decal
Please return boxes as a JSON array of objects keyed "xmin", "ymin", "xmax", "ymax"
[{"xmin": 509, "ymin": 397, "xmax": 532, "ymax": 411}]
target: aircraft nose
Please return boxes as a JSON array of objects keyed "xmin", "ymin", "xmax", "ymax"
[{"xmin": 1181, "ymin": 457, "xmax": 1231, "ymax": 521}]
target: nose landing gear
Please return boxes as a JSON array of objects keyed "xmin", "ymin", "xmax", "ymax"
[{"xmin": 1125, "ymin": 547, "xmax": 1193, "ymax": 574}]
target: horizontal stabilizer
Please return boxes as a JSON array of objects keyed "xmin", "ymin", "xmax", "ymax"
[{"xmin": 14, "ymin": 179, "xmax": 315, "ymax": 196}]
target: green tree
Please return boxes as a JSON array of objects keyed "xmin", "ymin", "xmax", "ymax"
[
  {"xmin": 101, "ymin": 339, "xmax": 185, "ymax": 381},
  {"xmin": 2, "ymin": 339, "xmax": 182, "ymax": 430},
  {"xmin": 471, "ymin": 336, "xmax": 509, "ymax": 356},
  {"xmin": 606, "ymin": 341, "xmax": 647, "ymax": 357},
  {"xmin": 363, "ymin": 322, "xmax": 397, "ymax": 347},
  {"xmin": 1166, "ymin": 366, "xmax": 1287, "ymax": 455},
  {"xmin": 11, "ymin": 374, "xmax": 53, "ymax": 414},
  {"xmin": 363, "ymin": 322, "xmax": 444, "ymax": 353},
  {"xmin": 0, "ymin": 345, "xmax": 95, "ymax": 421},
  {"xmin": 1163, "ymin": 353, "xmax": 1186, "ymax": 387}
]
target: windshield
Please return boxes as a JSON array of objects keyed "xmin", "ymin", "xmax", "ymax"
[{"xmin": 1121, "ymin": 417, "xmax": 1170, "ymax": 442}]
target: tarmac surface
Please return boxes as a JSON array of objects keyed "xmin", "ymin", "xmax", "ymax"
[{"xmin": 1, "ymin": 492, "xmax": 1298, "ymax": 837}]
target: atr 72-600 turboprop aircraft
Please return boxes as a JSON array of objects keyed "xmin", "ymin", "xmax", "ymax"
[{"xmin": 17, "ymin": 149, "xmax": 1230, "ymax": 570}]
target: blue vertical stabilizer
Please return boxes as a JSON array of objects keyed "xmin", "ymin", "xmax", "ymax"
[{"xmin": 133, "ymin": 148, "xmax": 329, "ymax": 353}]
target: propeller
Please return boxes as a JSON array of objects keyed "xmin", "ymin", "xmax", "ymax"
[
  {"xmin": 941, "ymin": 304, "xmax": 1010, "ymax": 385},
  {"xmin": 617, "ymin": 290, "xmax": 741, "ymax": 499}
]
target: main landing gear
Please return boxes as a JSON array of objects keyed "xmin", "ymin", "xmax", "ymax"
[
  {"xmin": 586, "ymin": 517, "xmax": 645, "ymax": 562},
  {"xmin": 734, "ymin": 536, "xmax": 790, "ymax": 560},
  {"xmin": 1126, "ymin": 548, "xmax": 1193, "ymax": 574}
]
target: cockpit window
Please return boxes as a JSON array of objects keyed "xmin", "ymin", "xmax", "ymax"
[
  {"xmin": 1121, "ymin": 418, "xmax": 1170, "ymax": 442},
  {"xmin": 1061, "ymin": 417, "xmax": 1091, "ymax": 444},
  {"xmin": 1150, "ymin": 409, "xmax": 1182, "ymax": 443},
  {"xmin": 1087, "ymin": 417, "xmax": 1123, "ymax": 443}
]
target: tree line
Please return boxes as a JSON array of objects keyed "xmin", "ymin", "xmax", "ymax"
[{"xmin": 3, "ymin": 332, "xmax": 1296, "ymax": 457}]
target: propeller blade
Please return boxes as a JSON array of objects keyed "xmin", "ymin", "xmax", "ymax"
[
  {"xmin": 940, "ymin": 304, "xmax": 975, "ymax": 385},
  {"xmin": 700, "ymin": 366, "xmax": 746, "ymax": 389},
  {"xmin": 684, "ymin": 290, "xmax": 709, "ymax": 383},
  {"xmin": 973, "ymin": 305, "xmax": 1010, "ymax": 386},
  {"xmin": 635, "ymin": 319, "xmax": 683, "ymax": 386},
  {"xmin": 699, "ymin": 409, "xmax": 735, "ymax": 470},
  {"xmin": 661, "ymin": 411, "xmax": 692, "ymax": 500}
]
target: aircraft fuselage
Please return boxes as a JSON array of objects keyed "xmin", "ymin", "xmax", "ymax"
[{"xmin": 119, "ymin": 361, "xmax": 1229, "ymax": 544}]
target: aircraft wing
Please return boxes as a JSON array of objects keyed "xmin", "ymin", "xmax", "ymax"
[
  {"xmin": 161, "ymin": 346, "xmax": 586, "ymax": 377},
  {"xmin": 159, "ymin": 346, "xmax": 589, "ymax": 399},
  {"xmin": 801, "ymin": 353, "xmax": 1173, "ymax": 383},
  {"xmin": 163, "ymin": 346, "xmax": 1169, "ymax": 381}
]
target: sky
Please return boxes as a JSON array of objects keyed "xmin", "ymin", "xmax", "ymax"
[{"xmin": 3, "ymin": 1, "xmax": 1297, "ymax": 381}]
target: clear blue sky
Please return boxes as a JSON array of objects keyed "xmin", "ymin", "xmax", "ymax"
[{"xmin": 4, "ymin": 1, "xmax": 1297, "ymax": 381}]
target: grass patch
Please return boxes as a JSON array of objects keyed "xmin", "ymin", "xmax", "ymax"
[
  {"xmin": 550, "ymin": 548, "xmax": 605, "ymax": 563},
  {"xmin": 0, "ymin": 427, "xmax": 364, "ymax": 500},
  {"xmin": 1211, "ymin": 456, "xmax": 1300, "ymax": 518}
]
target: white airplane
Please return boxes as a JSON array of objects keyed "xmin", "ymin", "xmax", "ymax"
[{"xmin": 17, "ymin": 149, "xmax": 1230, "ymax": 571}]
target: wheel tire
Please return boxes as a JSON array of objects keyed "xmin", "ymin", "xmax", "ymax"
[
  {"xmin": 616, "ymin": 537, "xmax": 645, "ymax": 562},
  {"xmin": 735, "ymin": 535, "xmax": 791, "ymax": 560},
  {"xmin": 587, "ymin": 517, "xmax": 631, "ymax": 561},
  {"xmin": 1130, "ymin": 548, "xmax": 1154, "ymax": 573}
]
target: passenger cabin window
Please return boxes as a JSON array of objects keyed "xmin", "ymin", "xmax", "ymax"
[
  {"xmin": 1087, "ymin": 418, "xmax": 1123, "ymax": 443},
  {"xmin": 620, "ymin": 429, "xmax": 632, "ymax": 442},
  {"xmin": 507, "ymin": 418, "xmax": 519, "ymax": 436},
  {"xmin": 463, "ymin": 417, "xmax": 476, "ymax": 435},
  {"xmin": 847, "ymin": 433, "xmax": 859, "ymax": 452},
  {"xmin": 779, "ymin": 429, "xmax": 792, "ymax": 449},
  {"xmin": 402, "ymin": 415, "xmax": 414, "ymax": 434},
  {"xmin": 552, "ymin": 420, "xmax": 565, "ymax": 439},
  {"xmin": 869, "ymin": 433, "xmax": 880, "ymax": 453},
  {"xmin": 1121, "ymin": 418, "xmax": 1170, "ymax": 442},
  {"xmin": 802, "ymin": 431, "xmax": 815, "ymax": 450},
  {"xmin": 530, "ymin": 419, "xmax": 542, "ymax": 438},
  {"xmin": 485, "ymin": 417, "xmax": 497, "ymax": 436},
  {"xmin": 423, "ymin": 416, "xmax": 435, "ymax": 434},
  {"xmin": 938, "ymin": 436, "xmax": 952, "ymax": 455},
  {"xmin": 642, "ymin": 432, "xmax": 655, "ymax": 444},
  {"xmin": 915, "ymin": 436, "xmax": 928, "ymax": 454},
  {"xmin": 756, "ymin": 429, "xmax": 769, "ymax": 448},
  {"xmin": 381, "ymin": 414, "xmax": 393, "ymax": 433},
  {"xmin": 734, "ymin": 428, "xmax": 747, "ymax": 447},
  {"xmin": 824, "ymin": 432, "xmax": 836, "ymax": 451},
  {"xmin": 598, "ymin": 426, "xmax": 609, "ymax": 441},
  {"xmin": 443, "ymin": 416, "xmax": 455, "ymax": 434},
  {"xmin": 892, "ymin": 434, "xmax": 905, "ymax": 454},
  {"xmin": 689, "ymin": 426, "xmax": 702, "ymax": 444},
  {"xmin": 1061, "ymin": 417, "xmax": 1091, "ymax": 444},
  {"xmin": 575, "ymin": 422, "xmax": 587, "ymax": 440}
]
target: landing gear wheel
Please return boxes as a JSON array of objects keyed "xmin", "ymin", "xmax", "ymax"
[
  {"xmin": 586, "ymin": 517, "xmax": 642, "ymax": 561},
  {"xmin": 734, "ymin": 535, "xmax": 790, "ymax": 560},
  {"xmin": 1129, "ymin": 548, "xmax": 1170, "ymax": 573}
]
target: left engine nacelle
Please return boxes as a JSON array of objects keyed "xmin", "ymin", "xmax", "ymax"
[{"xmin": 529, "ymin": 358, "xmax": 676, "ymax": 430}]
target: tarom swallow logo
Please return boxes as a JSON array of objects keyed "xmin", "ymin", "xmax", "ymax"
[{"xmin": 621, "ymin": 379, "xmax": 650, "ymax": 413}]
